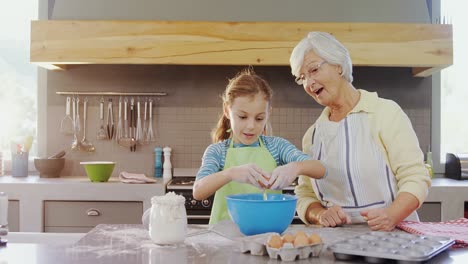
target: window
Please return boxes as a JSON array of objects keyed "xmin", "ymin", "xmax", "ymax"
[
  {"xmin": 440, "ymin": 0, "xmax": 466, "ymax": 164},
  {"xmin": 0, "ymin": 1, "xmax": 38, "ymax": 161}
]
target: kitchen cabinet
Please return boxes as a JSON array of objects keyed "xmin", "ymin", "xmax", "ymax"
[
  {"xmin": 8, "ymin": 200, "xmax": 19, "ymax": 232},
  {"xmin": 44, "ymin": 201, "xmax": 143, "ymax": 233},
  {"xmin": 0, "ymin": 176, "xmax": 165, "ymax": 232},
  {"xmin": 30, "ymin": 20, "xmax": 452, "ymax": 77}
]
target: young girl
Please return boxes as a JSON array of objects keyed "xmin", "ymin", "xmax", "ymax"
[{"xmin": 193, "ymin": 69, "xmax": 326, "ymax": 225}]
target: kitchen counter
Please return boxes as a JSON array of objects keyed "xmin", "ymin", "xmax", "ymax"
[
  {"xmin": 0, "ymin": 175, "xmax": 166, "ymax": 232},
  {"xmin": 426, "ymin": 177, "xmax": 468, "ymax": 221},
  {"xmin": 1, "ymin": 223, "xmax": 467, "ymax": 264},
  {"xmin": 1, "ymin": 176, "xmax": 467, "ymax": 231}
]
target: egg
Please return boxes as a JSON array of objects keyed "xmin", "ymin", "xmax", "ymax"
[
  {"xmin": 267, "ymin": 234, "xmax": 283, "ymax": 249},
  {"xmin": 295, "ymin": 231, "xmax": 308, "ymax": 239},
  {"xmin": 282, "ymin": 242, "xmax": 294, "ymax": 249},
  {"xmin": 308, "ymin": 233, "xmax": 322, "ymax": 244},
  {"xmin": 282, "ymin": 233, "xmax": 295, "ymax": 244},
  {"xmin": 293, "ymin": 234, "xmax": 310, "ymax": 247}
]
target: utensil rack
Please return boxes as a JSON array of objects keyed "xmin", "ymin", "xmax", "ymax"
[{"xmin": 56, "ymin": 91, "xmax": 167, "ymax": 96}]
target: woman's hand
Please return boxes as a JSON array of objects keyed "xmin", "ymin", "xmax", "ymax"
[
  {"xmin": 268, "ymin": 163, "xmax": 301, "ymax": 190},
  {"xmin": 319, "ymin": 205, "xmax": 351, "ymax": 227},
  {"xmin": 228, "ymin": 163, "xmax": 270, "ymax": 189},
  {"xmin": 361, "ymin": 208, "xmax": 397, "ymax": 231}
]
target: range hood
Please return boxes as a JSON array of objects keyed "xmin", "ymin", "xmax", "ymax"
[{"xmin": 30, "ymin": 20, "xmax": 452, "ymax": 77}]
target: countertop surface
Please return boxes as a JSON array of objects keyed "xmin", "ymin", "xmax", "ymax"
[
  {"xmin": 0, "ymin": 175, "xmax": 169, "ymax": 185},
  {"xmin": 1, "ymin": 223, "xmax": 467, "ymax": 264}
]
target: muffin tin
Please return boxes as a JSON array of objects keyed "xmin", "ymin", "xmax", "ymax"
[
  {"xmin": 238, "ymin": 232, "xmax": 323, "ymax": 261},
  {"xmin": 329, "ymin": 231, "xmax": 455, "ymax": 263}
]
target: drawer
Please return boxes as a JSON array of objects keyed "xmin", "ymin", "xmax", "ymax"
[
  {"xmin": 8, "ymin": 200, "xmax": 19, "ymax": 232},
  {"xmin": 44, "ymin": 201, "xmax": 143, "ymax": 227}
]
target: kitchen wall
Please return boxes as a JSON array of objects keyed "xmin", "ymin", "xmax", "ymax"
[{"xmin": 40, "ymin": 0, "xmax": 432, "ymax": 177}]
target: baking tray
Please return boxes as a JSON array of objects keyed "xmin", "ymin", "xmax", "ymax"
[{"xmin": 329, "ymin": 231, "xmax": 455, "ymax": 263}]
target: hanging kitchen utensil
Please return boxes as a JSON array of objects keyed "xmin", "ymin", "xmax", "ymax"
[
  {"xmin": 117, "ymin": 97, "xmax": 136, "ymax": 149},
  {"xmin": 106, "ymin": 99, "xmax": 115, "ymax": 140},
  {"xmin": 124, "ymin": 97, "xmax": 129, "ymax": 139},
  {"xmin": 141, "ymin": 98, "xmax": 148, "ymax": 145},
  {"xmin": 115, "ymin": 97, "xmax": 123, "ymax": 142},
  {"xmin": 130, "ymin": 97, "xmax": 136, "ymax": 152},
  {"xmin": 96, "ymin": 97, "xmax": 107, "ymax": 140},
  {"xmin": 71, "ymin": 97, "xmax": 81, "ymax": 151},
  {"xmin": 136, "ymin": 99, "xmax": 143, "ymax": 144},
  {"xmin": 80, "ymin": 97, "xmax": 95, "ymax": 152},
  {"xmin": 60, "ymin": 96, "xmax": 74, "ymax": 135},
  {"xmin": 117, "ymin": 97, "xmax": 136, "ymax": 150},
  {"xmin": 146, "ymin": 98, "xmax": 155, "ymax": 142},
  {"xmin": 75, "ymin": 97, "xmax": 81, "ymax": 134}
]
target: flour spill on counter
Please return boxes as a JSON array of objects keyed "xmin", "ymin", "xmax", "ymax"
[{"xmin": 65, "ymin": 225, "xmax": 184, "ymax": 258}]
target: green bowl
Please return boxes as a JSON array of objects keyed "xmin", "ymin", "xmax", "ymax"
[{"xmin": 80, "ymin": 161, "xmax": 116, "ymax": 182}]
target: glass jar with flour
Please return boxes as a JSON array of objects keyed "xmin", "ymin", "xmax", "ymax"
[{"xmin": 149, "ymin": 192, "xmax": 187, "ymax": 244}]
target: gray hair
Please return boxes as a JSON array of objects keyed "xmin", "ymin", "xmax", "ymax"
[{"xmin": 289, "ymin": 32, "xmax": 353, "ymax": 83}]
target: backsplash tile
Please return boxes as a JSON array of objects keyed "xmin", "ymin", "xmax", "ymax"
[
  {"xmin": 48, "ymin": 104, "xmax": 429, "ymax": 177},
  {"xmin": 46, "ymin": 65, "xmax": 431, "ymax": 177}
]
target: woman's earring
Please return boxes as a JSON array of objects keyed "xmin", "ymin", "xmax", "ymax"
[{"xmin": 226, "ymin": 128, "xmax": 232, "ymax": 133}]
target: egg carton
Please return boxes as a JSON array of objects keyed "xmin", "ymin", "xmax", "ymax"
[
  {"xmin": 266, "ymin": 242, "xmax": 323, "ymax": 261},
  {"xmin": 329, "ymin": 231, "xmax": 455, "ymax": 264},
  {"xmin": 238, "ymin": 233, "xmax": 274, "ymax": 256},
  {"xmin": 238, "ymin": 232, "xmax": 323, "ymax": 261}
]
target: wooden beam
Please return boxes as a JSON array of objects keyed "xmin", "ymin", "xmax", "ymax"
[
  {"xmin": 412, "ymin": 66, "xmax": 446, "ymax": 77},
  {"xmin": 33, "ymin": 63, "xmax": 68, "ymax": 71},
  {"xmin": 30, "ymin": 20, "xmax": 453, "ymax": 75}
]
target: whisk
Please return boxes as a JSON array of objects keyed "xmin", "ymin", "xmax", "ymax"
[{"xmin": 146, "ymin": 98, "xmax": 155, "ymax": 142}]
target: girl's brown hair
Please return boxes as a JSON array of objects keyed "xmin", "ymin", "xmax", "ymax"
[{"xmin": 211, "ymin": 68, "xmax": 273, "ymax": 143}]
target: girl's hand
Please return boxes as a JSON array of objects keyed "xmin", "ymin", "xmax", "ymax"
[
  {"xmin": 361, "ymin": 208, "xmax": 397, "ymax": 231},
  {"xmin": 228, "ymin": 163, "xmax": 270, "ymax": 189},
  {"xmin": 319, "ymin": 205, "xmax": 351, "ymax": 227},
  {"xmin": 268, "ymin": 163, "xmax": 300, "ymax": 190}
]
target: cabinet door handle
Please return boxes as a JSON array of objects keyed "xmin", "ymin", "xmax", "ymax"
[{"xmin": 86, "ymin": 208, "xmax": 101, "ymax": 216}]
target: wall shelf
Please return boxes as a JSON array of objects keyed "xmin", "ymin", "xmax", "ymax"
[{"xmin": 31, "ymin": 20, "xmax": 453, "ymax": 77}]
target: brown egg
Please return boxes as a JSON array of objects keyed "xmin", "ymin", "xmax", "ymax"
[
  {"xmin": 293, "ymin": 234, "xmax": 310, "ymax": 247},
  {"xmin": 282, "ymin": 233, "xmax": 295, "ymax": 244},
  {"xmin": 267, "ymin": 234, "xmax": 283, "ymax": 249},
  {"xmin": 295, "ymin": 231, "xmax": 308, "ymax": 239},
  {"xmin": 308, "ymin": 233, "xmax": 322, "ymax": 244}
]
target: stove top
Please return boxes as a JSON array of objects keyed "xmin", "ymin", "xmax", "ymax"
[
  {"xmin": 167, "ymin": 177, "xmax": 196, "ymax": 190},
  {"xmin": 166, "ymin": 176, "xmax": 298, "ymax": 190},
  {"xmin": 170, "ymin": 178, "xmax": 195, "ymax": 185}
]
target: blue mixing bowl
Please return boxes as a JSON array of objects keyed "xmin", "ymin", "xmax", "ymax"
[{"xmin": 226, "ymin": 193, "xmax": 297, "ymax": 236}]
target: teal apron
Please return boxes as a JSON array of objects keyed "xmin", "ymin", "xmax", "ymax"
[{"xmin": 209, "ymin": 138, "xmax": 281, "ymax": 224}]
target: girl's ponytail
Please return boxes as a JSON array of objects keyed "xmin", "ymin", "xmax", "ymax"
[{"xmin": 211, "ymin": 113, "xmax": 231, "ymax": 143}]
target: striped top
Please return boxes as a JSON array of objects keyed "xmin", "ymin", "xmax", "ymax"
[{"xmin": 196, "ymin": 135, "xmax": 310, "ymax": 179}]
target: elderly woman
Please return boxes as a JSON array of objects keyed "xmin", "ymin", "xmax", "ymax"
[{"xmin": 289, "ymin": 32, "xmax": 431, "ymax": 231}]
